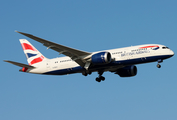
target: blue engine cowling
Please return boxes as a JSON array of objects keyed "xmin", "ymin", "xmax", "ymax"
[
  {"xmin": 115, "ymin": 65, "xmax": 137, "ymax": 77},
  {"xmin": 91, "ymin": 52, "xmax": 112, "ymax": 65}
]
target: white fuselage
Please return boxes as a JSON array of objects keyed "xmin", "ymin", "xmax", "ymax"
[{"xmin": 27, "ymin": 44, "xmax": 174, "ymax": 75}]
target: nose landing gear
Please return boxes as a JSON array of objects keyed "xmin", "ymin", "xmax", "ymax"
[
  {"xmin": 157, "ymin": 59, "xmax": 163, "ymax": 68},
  {"xmin": 157, "ymin": 64, "xmax": 161, "ymax": 68}
]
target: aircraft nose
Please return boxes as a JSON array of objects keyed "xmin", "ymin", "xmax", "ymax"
[{"xmin": 170, "ymin": 50, "xmax": 174, "ymax": 56}]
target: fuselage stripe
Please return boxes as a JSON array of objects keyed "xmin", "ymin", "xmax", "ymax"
[{"xmin": 139, "ymin": 45, "xmax": 159, "ymax": 49}]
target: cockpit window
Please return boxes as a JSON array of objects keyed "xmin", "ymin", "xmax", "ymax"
[{"xmin": 162, "ymin": 47, "xmax": 169, "ymax": 49}]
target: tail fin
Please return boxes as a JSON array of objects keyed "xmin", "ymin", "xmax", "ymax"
[{"xmin": 19, "ymin": 39, "xmax": 47, "ymax": 65}]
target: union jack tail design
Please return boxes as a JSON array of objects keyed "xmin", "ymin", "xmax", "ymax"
[{"xmin": 19, "ymin": 39, "xmax": 47, "ymax": 65}]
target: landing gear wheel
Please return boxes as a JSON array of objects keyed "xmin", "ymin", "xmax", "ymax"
[
  {"xmin": 95, "ymin": 71, "xmax": 105, "ymax": 82},
  {"xmin": 96, "ymin": 77, "xmax": 101, "ymax": 82},
  {"xmin": 95, "ymin": 76, "xmax": 105, "ymax": 82},
  {"xmin": 100, "ymin": 76, "xmax": 105, "ymax": 81},
  {"xmin": 157, "ymin": 64, "xmax": 161, "ymax": 68}
]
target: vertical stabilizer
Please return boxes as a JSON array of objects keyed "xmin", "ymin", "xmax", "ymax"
[{"xmin": 19, "ymin": 39, "xmax": 47, "ymax": 65}]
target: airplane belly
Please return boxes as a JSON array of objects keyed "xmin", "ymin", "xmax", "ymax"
[{"xmin": 41, "ymin": 53, "xmax": 173, "ymax": 76}]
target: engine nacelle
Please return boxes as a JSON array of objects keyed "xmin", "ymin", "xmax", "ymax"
[
  {"xmin": 116, "ymin": 65, "xmax": 137, "ymax": 77},
  {"xmin": 91, "ymin": 52, "xmax": 112, "ymax": 65}
]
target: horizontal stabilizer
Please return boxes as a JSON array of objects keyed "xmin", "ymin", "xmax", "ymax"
[{"xmin": 4, "ymin": 60, "xmax": 35, "ymax": 69}]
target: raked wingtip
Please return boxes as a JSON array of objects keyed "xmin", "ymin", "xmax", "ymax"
[{"xmin": 15, "ymin": 30, "xmax": 20, "ymax": 33}]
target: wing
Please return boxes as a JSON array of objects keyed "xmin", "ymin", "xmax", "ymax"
[
  {"xmin": 16, "ymin": 31, "xmax": 91, "ymax": 67},
  {"xmin": 4, "ymin": 60, "xmax": 35, "ymax": 69}
]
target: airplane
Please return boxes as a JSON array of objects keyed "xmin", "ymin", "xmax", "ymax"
[{"xmin": 4, "ymin": 31, "xmax": 174, "ymax": 82}]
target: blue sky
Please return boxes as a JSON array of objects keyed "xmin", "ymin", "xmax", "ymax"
[{"xmin": 1, "ymin": 0, "xmax": 177, "ymax": 120}]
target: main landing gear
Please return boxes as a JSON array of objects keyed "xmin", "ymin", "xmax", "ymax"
[
  {"xmin": 157, "ymin": 59, "xmax": 163, "ymax": 68},
  {"xmin": 82, "ymin": 70, "xmax": 92, "ymax": 76},
  {"xmin": 96, "ymin": 71, "xmax": 105, "ymax": 82}
]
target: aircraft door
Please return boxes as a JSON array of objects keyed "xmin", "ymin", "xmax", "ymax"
[{"xmin": 46, "ymin": 61, "xmax": 51, "ymax": 71}]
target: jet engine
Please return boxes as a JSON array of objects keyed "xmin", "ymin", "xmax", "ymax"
[
  {"xmin": 115, "ymin": 65, "xmax": 137, "ymax": 77},
  {"xmin": 91, "ymin": 52, "xmax": 112, "ymax": 65}
]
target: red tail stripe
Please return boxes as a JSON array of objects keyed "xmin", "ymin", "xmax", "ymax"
[
  {"xmin": 139, "ymin": 45, "xmax": 159, "ymax": 49},
  {"xmin": 21, "ymin": 43, "xmax": 37, "ymax": 51},
  {"xmin": 29, "ymin": 56, "xmax": 44, "ymax": 65}
]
